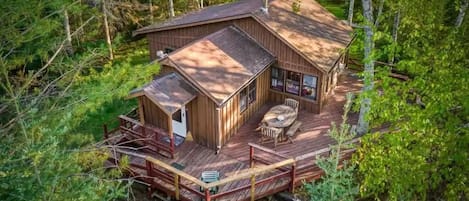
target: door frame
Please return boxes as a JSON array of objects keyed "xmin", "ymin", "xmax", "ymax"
[{"xmin": 172, "ymin": 105, "xmax": 187, "ymax": 137}]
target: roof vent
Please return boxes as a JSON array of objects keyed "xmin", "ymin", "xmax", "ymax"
[{"xmin": 156, "ymin": 50, "xmax": 167, "ymax": 59}]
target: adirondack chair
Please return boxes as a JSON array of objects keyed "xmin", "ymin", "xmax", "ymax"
[
  {"xmin": 260, "ymin": 126, "xmax": 283, "ymax": 147},
  {"xmin": 284, "ymin": 98, "xmax": 299, "ymax": 112}
]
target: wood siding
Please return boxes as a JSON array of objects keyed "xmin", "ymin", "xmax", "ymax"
[
  {"xmin": 219, "ymin": 68, "xmax": 271, "ymax": 147},
  {"xmin": 139, "ymin": 96, "xmax": 169, "ymax": 131},
  {"xmin": 186, "ymin": 94, "xmax": 219, "ymax": 149},
  {"xmin": 147, "ymin": 17, "xmax": 325, "ymax": 113}
]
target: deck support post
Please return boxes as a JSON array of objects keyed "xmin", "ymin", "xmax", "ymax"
[
  {"xmin": 249, "ymin": 145, "xmax": 254, "ymax": 168},
  {"xmin": 137, "ymin": 97, "xmax": 145, "ymax": 124},
  {"xmin": 215, "ymin": 107, "xmax": 222, "ymax": 154},
  {"xmin": 250, "ymin": 175, "xmax": 256, "ymax": 201},
  {"xmin": 103, "ymin": 124, "xmax": 109, "ymax": 140},
  {"xmin": 204, "ymin": 188, "xmax": 211, "ymax": 201},
  {"xmin": 290, "ymin": 163, "xmax": 296, "ymax": 193},
  {"xmin": 167, "ymin": 113, "xmax": 175, "ymax": 158},
  {"xmin": 145, "ymin": 160, "xmax": 154, "ymax": 199},
  {"xmin": 174, "ymin": 174, "xmax": 180, "ymax": 200}
]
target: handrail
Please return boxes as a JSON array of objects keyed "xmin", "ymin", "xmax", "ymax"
[
  {"xmin": 115, "ymin": 148, "xmax": 295, "ymax": 190},
  {"xmin": 295, "ymin": 138, "xmax": 360, "ymax": 161},
  {"xmin": 119, "ymin": 115, "xmax": 142, "ymax": 127},
  {"xmin": 248, "ymin": 143, "xmax": 289, "ymax": 159},
  {"xmin": 109, "ymin": 136, "xmax": 361, "ymax": 200},
  {"xmin": 115, "ymin": 149, "xmax": 209, "ymax": 188},
  {"xmin": 205, "ymin": 158, "xmax": 295, "ymax": 188}
]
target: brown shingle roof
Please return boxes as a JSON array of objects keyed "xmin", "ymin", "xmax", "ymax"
[
  {"xmin": 165, "ymin": 26, "xmax": 275, "ymax": 105},
  {"xmin": 135, "ymin": 0, "xmax": 352, "ymax": 72},
  {"xmin": 252, "ymin": 0, "xmax": 353, "ymax": 72},
  {"xmin": 133, "ymin": 0, "xmax": 261, "ymax": 35},
  {"xmin": 129, "ymin": 73, "xmax": 197, "ymax": 114}
]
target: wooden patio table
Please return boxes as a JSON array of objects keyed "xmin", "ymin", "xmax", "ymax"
[{"xmin": 262, "ymin": 104, "xmax": 297, "ymax": 141}]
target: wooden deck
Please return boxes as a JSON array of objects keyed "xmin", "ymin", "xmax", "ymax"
[
  {"xmin": 222, "ymin": 71, "xmax": 361, "ymax": 162},
  {"xmin": 105, "ymin": 71, "xmax": 362, "ymax": 201}
]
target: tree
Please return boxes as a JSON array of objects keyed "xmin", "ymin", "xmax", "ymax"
[
  {"xmin": 348, "ymin": 0, "xmax": 355, "ymax": 25},
  {"xmin": 169, "ymin": 0, "xmax": 175, "ymax": 17},
  {"xmin": 356, "ymin": 0, "xmax": 375, "ymax": 135},
  {"xmin": 354, "ymin": 0, "xmax": 469, "ymax": 200},
  {"xmin": 389, "ymin": 10, "xmax": 400, "ymax": 64},
  {"xmin": 102, "ymin": 0, "xmax": 114, "ymax": 60},
  {"xmin": 455, "ymin": 0, "xmax": 468, "ymax": 27},
  {"xmin": 305, "ymin": 93, "xmax": 358, "ymax": 201},
  {"xmin": 0, "ymin": 0, "xmax": 159, "ymax": 200}
]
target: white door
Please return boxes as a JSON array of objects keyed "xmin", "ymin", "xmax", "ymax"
[{"xmin": 172, "ymin": 106, "xmax": 187, "ymax": 137}]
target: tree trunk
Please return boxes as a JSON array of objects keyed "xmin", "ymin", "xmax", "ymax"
[
  {"xmin": 63, "ymin": 9, "xmax": 74, "ymax": 55},
  {"xmin": 357, "ymin": 0, "xmax": 375, "ymax": 135},
  {"xmin": 169, "ymin": 0, "xmax": 175, "ymax": 17},
  {"xmin": 455, "ymin": 0, "xmax": 468, "ymax": 27},
  {"xmin": 374, "ymin": 0, "xmax": 385, "ymax": 27},
  {"xmin": 149, "ymin": 0, "xmax": 154, "ymax": 23},
  {"xmin": 348, "ymin": 0, "xmax": 355, "ymax": 25},
  {"xmin": 389, "ymin": 10, "xmax": 400, "ymax": 64},
  {"xmin": 200, "ymin": 0, "xmax": 204, "ymax": 8},
  {"xmin": 102, "ymin": 0, "xmax": 113, "ymax": 60}
]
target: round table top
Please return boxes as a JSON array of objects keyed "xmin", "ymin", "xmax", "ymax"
[{"xmin": 263, "ymin": 105, "xmax": 297, "ymax": 128}]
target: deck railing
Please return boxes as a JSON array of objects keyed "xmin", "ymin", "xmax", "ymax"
[
  {"xmin": 107, "ymin": 138, "xmax": 359, "ymax": 201},
  {"xmin": 109, "ymin": 148, "xmax": 294, "ymax": 201},
  {"xmin": 103, "ymin": 115, "xmax": 175, "ymax": 159}
]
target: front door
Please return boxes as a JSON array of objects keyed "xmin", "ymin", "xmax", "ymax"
[{"xmin": 172, "ymin": 106, "xmax": 187, "ymax": 137}]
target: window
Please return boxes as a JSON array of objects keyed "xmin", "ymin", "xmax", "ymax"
[
  {"xmin": 164, "ymin": 47, "xmax": 175, "ymax": 54},
  {"xmin": 286, "ymin": 71, "xmax": 301, "ymax": 95},
  {"xmin": 271, "ymin": 67, "xmax": 284, "ymax": 91},
  {"xmin": 248, "ymin": 81, "xmax": 256, "ymax": 104},
  {"xmin": 240, "ymin": 88, "xmax": 248, "ymax": 112},
  {"xmin": 301, "ymin": 74, "xmax": 318, "ymax": 100},
  {"xmin": 172, "ymin": 109, "xmax": 182, "ymax": 122},
  {"xmin": 240, "ymin": 80, "xmax": 257, "ymax": 112}
]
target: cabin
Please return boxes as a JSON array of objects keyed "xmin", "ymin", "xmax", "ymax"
[
  {"xmin": 104, "ymin": 1, "xmax": 358, "ymax": 199},
  {"xmin": 128, "ymin": 0, "xmax": 353, "ymax": 152}
]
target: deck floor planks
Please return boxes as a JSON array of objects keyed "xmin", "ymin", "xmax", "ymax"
[{"xmin": 108, "ymin": 71, "xmax": 362, "ymax": 200}]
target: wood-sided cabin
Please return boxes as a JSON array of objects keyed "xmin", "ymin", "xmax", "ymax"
[{"xmin": 129, "ymin": 0, "xmax": 353, "ymax": 151}]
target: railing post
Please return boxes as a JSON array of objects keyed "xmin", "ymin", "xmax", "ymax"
[
  {"xmin": 146, "ymin": 160, "xmax": 154, "ymax": 179},
  {"xmin": 145, "ymin": 160, "xmax": 154, "ymax": 199},
  {"xmin": 250, "ymin": 175, "xmax": 256, "ymax": 201},
  {"xmin": 103, "ymin": 124, "xmax": 109, "ymax": 140},
  {"xmin": 204, "ymin": 188, "xmax": 211, "ymax": 201},
  {"xmin": 290, "ymin": 163, "xmax": 296, "ymax": 193},
  {"xmin": 174, "ymin": 174, "xmax": 180, "ymax": 200},
  {"xmin": 170, "ymin": 136, "xmax": 175, "ymax": 159},
  {"xmin": 249, "ymin": 145, "xmax": 254, "ymax": 168}
]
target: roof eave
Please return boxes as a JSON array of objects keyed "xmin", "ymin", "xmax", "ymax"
[{"xmin": 133, "ymin": 14, "xmax": 252, "ymax": 37}]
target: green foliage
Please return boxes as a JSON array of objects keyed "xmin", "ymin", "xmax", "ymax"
[
  {"xmin": 317, "ymin": 0, "xmax": 347, "ymax": 19},
  {"xmin": 292, "ymin": 0, "xmax": 302, "ymax": 13},
  {"xmin": 304, "ymin": 94, "xmax": 359, "ymax": 201},
  {"xmin": 354, "ymin": 0, "xmax": 469, "ymax": 200}
]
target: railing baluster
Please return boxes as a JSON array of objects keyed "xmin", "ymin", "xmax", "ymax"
[
  {"xmin": 250, "ymin": 175, "xmax": 256, "ymax": 201},
  {"xmin": 174, "ymin": 174, "xmax": 180, "ymax": 200},
  {"xmin": 290, "ymin": 163, "xmax": 296, "ymax": 193},
  {"xmin": 205, "ymin": 188, "xmax": 211, "ymax": 201},
  {"xmin": 250, "ymin": 145, "xmax": 254, "ymax": 168}
]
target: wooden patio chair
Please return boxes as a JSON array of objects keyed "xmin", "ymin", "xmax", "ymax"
[
  {"xmin": 286, "ymin": 120, "xmax": 302, "ymax": 143},
  {"xmin": 284, "ymin": 98, "xmax": 299, "ymax": 112},
  {"xmin": 260, "ymin": 126, "xmax": 283, "ymax": 147}
]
